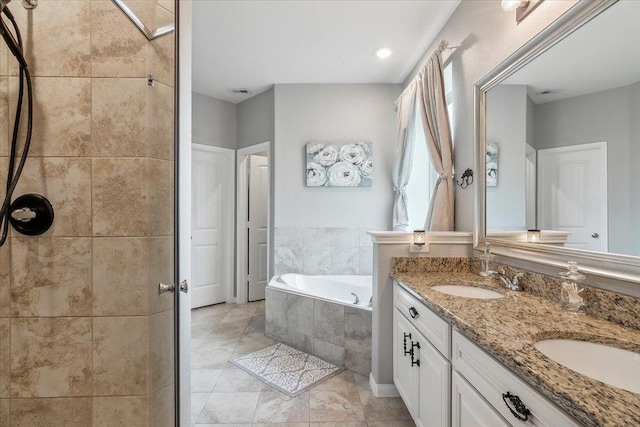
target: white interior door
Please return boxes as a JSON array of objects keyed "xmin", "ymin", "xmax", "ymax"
[
  {"xmin": 537, "ymin": 142, "xmax": 607, "ymax": 251},
  {"xmin": 248, "ymin": 154, "xmax": 269, "ymax": 301},
  {"xmin": 191, "ymin": 145, "xmax": 233, "ymax": 308}
]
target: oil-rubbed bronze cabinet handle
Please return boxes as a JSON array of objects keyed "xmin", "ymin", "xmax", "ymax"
[
  {"xmin": 411, "ymin": 341, "xmax": 420, "ymax": 367},
  {"xmin": 502, "ymin": 392, "xmax": 531, "ymax": 422},
  {"xmin": 408, "ymin": 306, "xmax": 419, "ymax": 318},
  {"xmin": 403, "ymin": 332, "xmax": 412, "ymax": 356}
]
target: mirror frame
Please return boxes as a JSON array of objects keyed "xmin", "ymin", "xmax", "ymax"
[{"xmin": 473, "ymin": 0, "xmax": 640, "ymax": 295}]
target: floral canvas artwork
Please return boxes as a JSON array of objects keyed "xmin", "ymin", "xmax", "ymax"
[{"xmin": 306, "ymin": 142, "xmax": 372, "ymax": 187}]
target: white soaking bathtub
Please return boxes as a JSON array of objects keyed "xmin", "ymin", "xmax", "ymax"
[
  {"xmin": 265, "ymin": 273, "xmax": 374, "ymax": 375},
  {"xmin": 268, "ymin": 273, "xmax": 373, "ymax": 310}
]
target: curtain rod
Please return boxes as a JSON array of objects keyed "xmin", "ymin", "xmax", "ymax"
[{"xmin": 396, "ymin": 40, "xmax": 458, "ymax": 104}]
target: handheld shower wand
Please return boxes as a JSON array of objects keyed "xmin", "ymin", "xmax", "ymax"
[
  {"xmin": 0, "ymin": 8, "xmax": 28, "ymax": 68},
  {"xmin": 0, "ymin": 0, "xmax": 52, "ymax": 247}
]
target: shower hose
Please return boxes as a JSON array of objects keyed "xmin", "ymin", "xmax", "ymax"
[{"xmin": 0, "ymin": 4, "xmax": 33, "ymax": 247}]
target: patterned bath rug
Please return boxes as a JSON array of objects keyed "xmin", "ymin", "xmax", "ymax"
[{"xmin": 229, "ymin": 343, "xmax": 343, "ymax": 397}]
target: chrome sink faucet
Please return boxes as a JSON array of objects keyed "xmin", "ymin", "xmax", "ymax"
[{"xmin": 491, "ymin": 268, "xmax": 524, "ymax": 291}]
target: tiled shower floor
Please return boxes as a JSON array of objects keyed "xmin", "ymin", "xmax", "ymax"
[{"xmin": 190, "ymin": 301, "xmax": 415, "ymax": 426}]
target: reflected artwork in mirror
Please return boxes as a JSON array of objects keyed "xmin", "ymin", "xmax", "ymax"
[{"xmin": 475, "ymin": 0, "xmax": 640, "ymax": 288}]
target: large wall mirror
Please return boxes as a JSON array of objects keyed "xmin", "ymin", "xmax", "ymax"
[{"xmin": 475, "ymin": 0, "xmax": 640, "ymax": 292}]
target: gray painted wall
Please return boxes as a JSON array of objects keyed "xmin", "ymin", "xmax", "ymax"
[
  {"xmin": 526, "ymin": 96, "xmax": 535, "ymax": 149},
  {"xmin": 534, "ymin": 83, "xmax": 639, "ymax": 255},
  {"xmin": 403, "ymin": 0, "xmax": 578, "ymax": 231},
  {"xmin": 630, "ymin": 82, "xmax": 640, "ymax": 256},
  {"xmin": 486, "ymin": 85, "xmax": 528, "ymax": 231},
  {"xmin": 192, "ymin": 92, "xmax": 237, "ymax": 149},
  {"xmin": 236, "ymin": 88, "xmax": 276, "ymax": 280},
  {"xmin": 273, "ymin": 84, "xmax": 401, "ymax": 229},
  {"xmin": 237, "ymin": 88, "xmax": 275, "ymax": 149}
]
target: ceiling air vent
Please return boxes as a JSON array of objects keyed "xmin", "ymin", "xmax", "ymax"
[{"xmin": 230, "ymin": 88, "xmax": 252, "ymax": 95}]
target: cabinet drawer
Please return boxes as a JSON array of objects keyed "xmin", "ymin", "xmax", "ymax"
[
  {"xmin": 394, "ymin": 282, "xmax": 451, "ymax": 359},
  {"xmin": 452, "ymin": 330, "xmax": 580, "ymax": 427}
]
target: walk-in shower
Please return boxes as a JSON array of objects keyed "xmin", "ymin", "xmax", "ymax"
[{"xmin": 0, "ymin": 0, "xmax": 54, "ymax": 247}]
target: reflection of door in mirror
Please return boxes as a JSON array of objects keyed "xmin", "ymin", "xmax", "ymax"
[{"xmin": 537, "ymin": 142, "xmax": 607, "ymax": 252}]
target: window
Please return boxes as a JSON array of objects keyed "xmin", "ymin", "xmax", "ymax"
[{"xmin": 405, "ymin": 62, "xmax": 453, "ymax": 230}]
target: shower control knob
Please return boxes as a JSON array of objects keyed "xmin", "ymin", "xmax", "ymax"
[
  {"xmin": 11, "ymin": 207, "xmax": 37, "ymax": 222},
  {"xmin": 9, "ymin": 194, "xmax": 54, "ymax": 236}
]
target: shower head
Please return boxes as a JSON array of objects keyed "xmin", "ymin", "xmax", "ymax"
[
  {"xmin": 0, "ymin": 0, "xmax": 37, "ymax": 14},
  {"xmin": 0, "ymin": 2, "xmax": 28, "ymax": 69}
]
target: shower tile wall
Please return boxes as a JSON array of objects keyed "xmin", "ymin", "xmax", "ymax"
[
  {"xmin": 274, "ymin": 227, "xmax": 378, "ymax": 276},
  {"xmin": 0, "ymin": 0, "xmax": 175, "ymax": 425}
]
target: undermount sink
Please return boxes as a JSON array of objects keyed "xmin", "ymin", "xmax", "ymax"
[
  {"xmin": 534, "ymin": 339, "xmax": 640, "ymax": 394},
  {"xmin": 431, "ymin": 285, "xmax": 504, "ymax": 300}
]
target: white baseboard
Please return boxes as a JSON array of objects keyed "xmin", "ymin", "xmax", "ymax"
[{"xmin": 369, "ymin": 373, "xmax": 399, "ymax": 397}]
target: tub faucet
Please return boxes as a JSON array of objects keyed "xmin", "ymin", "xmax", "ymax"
[
  {"xmin": 491, "ymin": 268, "xmax": 524, "ymax": 291},
  {"xmin": 351, "ymin": 292, "xmax": 360, "ymax": 305}
]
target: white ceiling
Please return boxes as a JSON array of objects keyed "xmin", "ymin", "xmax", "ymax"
[
  {"xmin": 502, "ymin": 0, "xmax": 640, "ymax": 104},
  {"xmin": 192, "ymin": 0, "xmax": 461, "ymax": 103}
]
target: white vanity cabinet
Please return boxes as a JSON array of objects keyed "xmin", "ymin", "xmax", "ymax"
[
  {"xmin": 393, "ymin": 283, "xmax": 451, "ymax": 427},
  {"xmin": 393, "ymin": 281, "xmax": 581, "ymax": 427}
]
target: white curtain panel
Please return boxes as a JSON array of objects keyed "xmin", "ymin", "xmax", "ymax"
[
  {"xmin": 391, "ymin": 81, "xmax": 418, "ymax": 231},
  {"xmin": 417, "ymin": 42, "xmax": 455, "ymax": 231}
]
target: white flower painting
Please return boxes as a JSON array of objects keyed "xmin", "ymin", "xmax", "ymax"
[{"xmin": 306, "ymin": 142, "xmax": 372, "ymax": 187}]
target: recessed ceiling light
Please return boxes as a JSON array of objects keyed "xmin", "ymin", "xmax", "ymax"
[{"xmin": 375, "ymin": 47, "xmax": 392, "ymax": 60}]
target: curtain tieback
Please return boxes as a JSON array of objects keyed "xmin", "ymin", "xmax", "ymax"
[{"xmin": 393, "ymin": 186, "xmax": 407, "ymax": 192}]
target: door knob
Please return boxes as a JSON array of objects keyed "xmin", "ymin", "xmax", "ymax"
[
  {"xmin": 591, "ymin": 233, "xmax": 599, "ymax": 238},
  {"xmin": 158, "ymin": 282, "xmax": 175, "ymax": 295},
  {"xmin": 158, "ymin": 280, "xmax": 189, "ymax": 295},
  {"xmin": 179, "ymin": 280, "xmax": 189, "ymax": 293}
]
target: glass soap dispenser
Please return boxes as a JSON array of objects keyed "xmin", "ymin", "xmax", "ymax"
[
  {"xmin": 479, "ymin": 242, "xmax": 494, "ymax": 277},
  {"xmin": 559, "ymin": 260, "xmax": 586, "ymax": 315}
]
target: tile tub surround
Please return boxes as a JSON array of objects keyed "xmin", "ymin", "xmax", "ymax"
[
  {"xmin": 0, "ymin": 0, "xmax": 176, "ymax": 425},
  {"xmin": 392, "ymin": 258, "xmax": 640, "ymax": 427},
  {"xmin": 274, "ymin": 227, "xmax": 378, "ymax": 276},
  {"xmin": 265, "ymin": 288, "xmax": 372, "ymax": 376}
]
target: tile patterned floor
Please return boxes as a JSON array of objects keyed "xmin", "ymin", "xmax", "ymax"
[{"xmin": 191, "ymin": 301, "xmax": 415, "ymax": 427}]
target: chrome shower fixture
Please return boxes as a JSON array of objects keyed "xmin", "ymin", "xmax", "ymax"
[
  {"xmin": 0, "ymin": 0, "xmax": 37, "ymax": 12},
  {"xmin": 22, "ymin": 0, "xmax": 37, "ymax": 10}
]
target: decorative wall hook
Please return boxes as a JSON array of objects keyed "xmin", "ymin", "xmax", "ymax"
[{"xmin": 456, "ymin": 168, "xmax": 473, "ymax": 189}]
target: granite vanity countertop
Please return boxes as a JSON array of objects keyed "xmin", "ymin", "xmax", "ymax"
[{"xmin": 392, "ymin": 271, "xmax": 640, "ymax": 427}]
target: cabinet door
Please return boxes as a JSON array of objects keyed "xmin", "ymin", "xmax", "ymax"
[
  {"xmin": 417, "ymin": 339, "xmax": 451, "ymax": 427},
  {"xmin": 452, "ymin": 372, "xmax": 509, "ymax": 427},
  {"xmin": 394, "ymin": 309, "xmax": 420, "ymax": 419}
]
